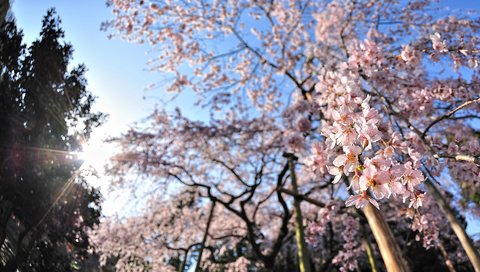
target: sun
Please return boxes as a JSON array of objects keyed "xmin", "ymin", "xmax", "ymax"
[{"xmin": 75, "ymin": 137, "xmax": 113, "ymax": 172}]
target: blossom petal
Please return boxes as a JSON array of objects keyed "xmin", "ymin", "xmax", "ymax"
[{"xmin": 368, "ymin": 197, "xmax": 380, "ymax": 210}]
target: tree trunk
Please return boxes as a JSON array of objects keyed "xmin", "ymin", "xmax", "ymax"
[
  {"xmin": 280, "ymin": 186, "xmax": 408, "ymax": 272},
  {"xmin": 424, "ymin": 179, "xmax": 480, "ymax": 272},
  {"xmin": 180, "ymin": 249, "xmax": 189, "ymax": 272},
  {"xmin": 194, "ymin": 201, "xmax": 216, "ymax": 272},
  {"xmin": 438, "ymin": 241, "xmax": 456, "ymax": 272},
  {"xmin": 361, "ymin": 223, "xmax": 378, "ymax": 272},
  {"xmin": 363, "ymin": 204, "xmax": 410, "ymax": 272},
  {"xmin": 287, "ymin": 155, "xmax": 312, "ymax": 272},
  {"xmin": 5, "ymin": 227, "xmax": 32, "ymax": 272},
  {"xmin": 364, "ymin": 237, "xmax": 378, "ymax": 272},
  {"xmin": 0, "ymin": 199, "xmax": 12, "ymax": 247}
]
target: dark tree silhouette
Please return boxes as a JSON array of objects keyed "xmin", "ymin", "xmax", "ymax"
[{"xmin": 0, "ymin": 9, "xmax": 104, "ymax": 271}]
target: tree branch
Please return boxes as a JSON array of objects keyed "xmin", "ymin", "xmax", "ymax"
[{"xmin": 423, "ymin": 97, "xmax": 480, "ymax": 137}]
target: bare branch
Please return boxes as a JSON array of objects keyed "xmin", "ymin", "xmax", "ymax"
[{"xmin": 423, "ymin": 97, "xmax": 480, "ymax": 137}]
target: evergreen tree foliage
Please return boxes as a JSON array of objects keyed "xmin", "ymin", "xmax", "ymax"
[{"xmin": 0, "ymin": 9, "xmax": 104, "ymax": 271}]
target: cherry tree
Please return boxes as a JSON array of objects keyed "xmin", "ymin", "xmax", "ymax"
[
  {"xmin": 97, "ymin": 0, "xmax": 480, "ymax": 271},
  {"xmin": 92, "ymin": 110, "xmax": 326, "ymax": 271}
]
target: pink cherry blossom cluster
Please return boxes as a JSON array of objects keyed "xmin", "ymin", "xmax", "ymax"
[
  {"xmin": 204, "ymin": 255, "xmax": 253, "ymax": 272},
  {"xmin": 446, "ymin": 139, "xmax": 480, "ymax": 188},
  {"xmin": 332, "ymin": 214, "xmax": 362, "ymax": 272},
  {"xmin": 429, "ymin": 17, "xmax": 480, "ymax": 69},
  {"xmin": 306, "ymin": 203, "xmax": 338, "ymax": 246},
  {"xmin": 407, "ymin": 195, "xmax": 444, "ymax": 249},
  {"xmin": 317, "ymin": 71, "xmax": 425, "ymax": 209},
  {"xmin": 410, "ymin": 212, "xmax": 440, "ymax": 250},
  {"xmin": 304, "ymin": 142, "xmax": 329, "ymax": 179},
  {"xmin": 283, "ymin": 95, "xmax": 316, "ymax": 153},
  {"xmin": 441, "ymin": 128, "xmax": 480, "ymax": 217},
  {"xmin": 348, "ymin": 40, "xmax": 387, "ymax": 78}
]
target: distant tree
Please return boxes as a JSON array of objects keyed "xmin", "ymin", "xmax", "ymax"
[
  {"xmin": 92, "ymin": 112, "xmax": 301, "ymax": 271},
  {"xmin": 0, "ymin": 9, "xmax": 104, "ymax": 271}
]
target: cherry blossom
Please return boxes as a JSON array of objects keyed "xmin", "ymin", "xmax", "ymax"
[{"xmin": 99, "ymin": 0, "xmax": 480, "ymax": 270}]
